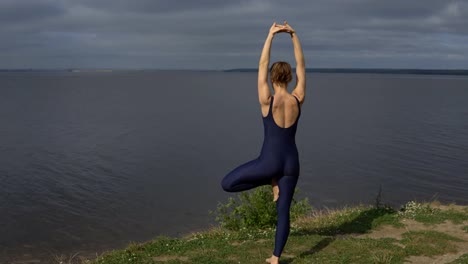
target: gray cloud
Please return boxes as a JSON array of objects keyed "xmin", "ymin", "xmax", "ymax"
[
  {"xmin": 0, "ymin": 0, "xmax": 64, "ymax": 24},
  {"xmin": 0, "ymin": 0, "xmax": 467, "ymax": 69}
]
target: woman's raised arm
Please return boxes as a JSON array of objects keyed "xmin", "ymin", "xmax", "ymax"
[
  {"xmin": 285, "ymin": 22, "xmax": 306, "ymax": 104},
  {"xmin": 258, "ymin": 23, "xmax": 284, "ymax": 105}
]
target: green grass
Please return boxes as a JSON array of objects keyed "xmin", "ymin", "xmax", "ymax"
[
  {"xmin": 294, "ymin": 205, "xmax": 402, "ymax": 236},
  {"xmin": 83, "ymin": 201, "xmax": 468, "ymax": 264},
  {"xmin": 463, "ymin": 225, "xmax": 468, "ymax": 233},
  {"xmin": 448, "ymin": 253, "xmax": 468, "ymax": 264},
  {"xmin": 401, "ymin": 230, "xmax": 463, "ymax": 256},
  {"xmin": 398, "ymin": 201, "xmax": 468, "ymax": 224},
  {"xmin": 288, "ymin": 237, "xmax": 406, "ymax": 264},
  {"xmin": 411, "ymin": 208, "xmax": 468, "ymax": 225}
]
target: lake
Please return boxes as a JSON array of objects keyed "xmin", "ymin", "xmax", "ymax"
[{"xmin": 0, "ymin": 71, "xmax": 467, "ymax": 260}]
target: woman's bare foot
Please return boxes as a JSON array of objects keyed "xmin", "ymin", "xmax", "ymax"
[
  {"xmin": 272, "ymin": 178, "xmax": 279, "ymax": 202},
  {"xmin": 265, "ymin": 255, "xmax": 279, "ymax": 264}
]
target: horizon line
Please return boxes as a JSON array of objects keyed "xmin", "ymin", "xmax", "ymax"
[{"xmin": 1, "ymin": 67, "xmax": 468, "ymax": 71}]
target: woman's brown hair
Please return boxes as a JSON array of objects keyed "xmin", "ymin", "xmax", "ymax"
[{"xmin": 270, "ymin": 61, "xmax": 292, "ymax": 85}]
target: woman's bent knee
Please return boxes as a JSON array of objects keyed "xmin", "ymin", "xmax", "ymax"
[{"xmin": 221, "ymin": 177, "xmax": 234, "ymax": 192}]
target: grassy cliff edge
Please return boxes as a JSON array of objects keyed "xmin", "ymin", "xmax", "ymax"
[{"xmin": 58, "ymin": 200, "xmax": 468, "ymax": 264}]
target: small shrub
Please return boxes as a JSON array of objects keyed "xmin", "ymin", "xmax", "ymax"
[
  {"xmin": 213, "ymin": 186, "xmax": 312, "ymax": 230},
  {"xmin": 398, "ymin": 201, "xmax": 468, "ymax": 224},
  {"xmin": 398, "ymin": 201, "xmax": 436, "ymax": 219}
]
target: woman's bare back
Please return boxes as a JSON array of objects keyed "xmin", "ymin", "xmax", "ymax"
[{"xmin": 261, "ymin": 93, "xmax": 300, "ymax": 128}]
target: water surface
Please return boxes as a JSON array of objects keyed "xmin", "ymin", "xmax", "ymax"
[{"xmin": 0, "ymin": 71, "xmax": 467, "ymax": 260}]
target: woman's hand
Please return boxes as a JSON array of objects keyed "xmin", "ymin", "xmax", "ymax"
[
  {"xmin": 269, "ymin": 22, "xmax": 286, "ymax": 36},
  {"xmin": 283, "ymin": 21, "xmax": 296, "ymax": 35}
]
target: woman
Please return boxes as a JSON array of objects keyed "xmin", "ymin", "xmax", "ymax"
[{"xmin": 221, "ymin": 21, "xmax": 305, "ymax": 264}]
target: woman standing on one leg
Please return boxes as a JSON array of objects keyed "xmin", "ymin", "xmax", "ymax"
[{"xmin": 221, "ymin": 21, "xmax": 306, "ymax": 264}]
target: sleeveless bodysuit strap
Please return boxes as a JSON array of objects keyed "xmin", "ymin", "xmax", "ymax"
[
  {"xmin": 268, "ymin": 96, "xmax": 275, "ymax": 116},
  {"xmin": 292, "ymin": 95, "xmax": 301, "ymax": 113}
]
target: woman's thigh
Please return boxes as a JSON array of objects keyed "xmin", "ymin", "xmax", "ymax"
[{"xmin": 221, "ymin": 158, "xmax": 275, "ymax": 192}]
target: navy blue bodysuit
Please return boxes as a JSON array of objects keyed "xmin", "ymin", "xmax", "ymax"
[{"xmin": 221, "ymin": 95, "xmax": 301, "ymax": 257}]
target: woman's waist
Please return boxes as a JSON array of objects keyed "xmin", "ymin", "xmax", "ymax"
[
  {"xmin": 261, "ymin": 138, "xmax": 297, "ymax": 147},
  {"xmin": 260, "ymin": 143, "xmax": 298, "ymax": 155}
]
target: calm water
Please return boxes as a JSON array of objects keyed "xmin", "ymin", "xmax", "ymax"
[{"xmin": 1, "ymin": 71, "xmax": 467, "ymax": 260}]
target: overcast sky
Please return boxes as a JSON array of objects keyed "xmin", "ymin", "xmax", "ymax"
[{"xmin": 1, "ymin": 0, "xmax": 467, "ymax": 69}]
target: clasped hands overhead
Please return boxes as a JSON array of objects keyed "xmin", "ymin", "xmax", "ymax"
[{"xmin": 269, "ymin": 21, "xmax": 296, "ymax": 36}]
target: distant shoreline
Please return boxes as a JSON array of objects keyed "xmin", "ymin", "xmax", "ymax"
[
  {"xmin": 1, "ymin": 68, "xmax": 468, "ymax": 76},
  {"xmin": 224, "ymin": 68, "xmax": 468, "ymax": 76}
]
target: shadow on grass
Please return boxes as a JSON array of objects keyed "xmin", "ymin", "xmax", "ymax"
[
  {"xmin": 279, "ymin": 237, "xmax": 335, "ymax": 264},
  {"xmin": 285, "ymin": 206, "xmax": 397, "ymax": 262},
  {"xmin": 299, "ymin": 236, "xmax": 335, "ymax": 257},
  {"xmin": 296, "ymin": 206, "xmax": 397, "ymax": 236}
]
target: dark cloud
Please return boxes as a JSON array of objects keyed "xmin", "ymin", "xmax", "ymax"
[
  {"xmin": 0, "ymin": 0, "xmax": 467, "ymax": 69},
  {"xmin": 74, "ymin": 0, "xmax": 253, "ymax": 14},
  {"xmin": 0, "ymin": 0, "xmax": 65, "ymax": 23}
]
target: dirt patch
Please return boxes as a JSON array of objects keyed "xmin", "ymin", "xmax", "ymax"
[
  {"xmin": 429, "ymin": 202, "xmax": 468, "ymax": 213},
  {"xmin": 227, "ymin": 255, "xmax": 238, "ymax": 262},
  {"xmin": 359, "ymin": 219, "xmax": 468, "ymax": 240},
  {"xmin": 152, "ymin": 255, "xmax": 189, "ymax": 262},
  {"xmin": 230, "ymin": 241, "xmax": 246, "ymax": 246},
  {"xmin": 358, "ymin": 218, "xmax": 468, "ymax": 263},
  {"xmin": 402, "ymin": 219, "xmax": 468, "ymax": 242},
  {"xmin": 10, "ymin": 260, "xmax": 41, "ymax": 264},
  {"xmin": 358, "ymin": 224, "xmax": 406, "ymax": 240},
  {"xmin": 281, "ymin": 253, "xmax": 296, "ymax": 259}
]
